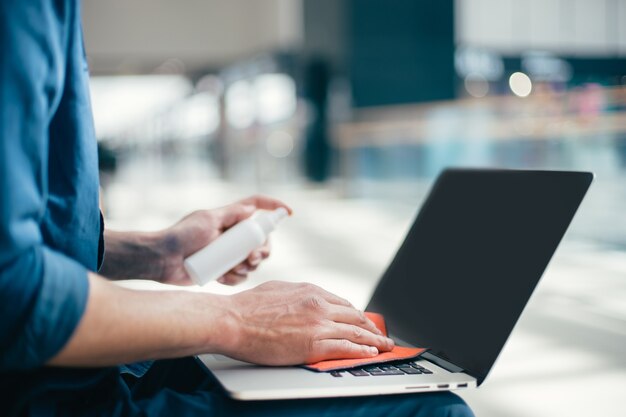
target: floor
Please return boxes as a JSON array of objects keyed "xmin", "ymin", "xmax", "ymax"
[{"xmin": 104, "ymin": 153, "xmax": 626, "ymax": 417}]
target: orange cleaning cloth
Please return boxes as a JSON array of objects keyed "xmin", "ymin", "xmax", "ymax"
[{"xmin": 303, "ymin": 312, "xmax": 427, "ymax": 372}]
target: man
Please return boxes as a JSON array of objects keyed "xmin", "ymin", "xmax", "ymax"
[{"xmin": 0, "ymin": 1, "xmax": 474, "ymax": 416}]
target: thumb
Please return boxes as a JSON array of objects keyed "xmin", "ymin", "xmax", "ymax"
[{"xmin": 218, "ymin": 204, "xmax": 256, "ymax": 230}]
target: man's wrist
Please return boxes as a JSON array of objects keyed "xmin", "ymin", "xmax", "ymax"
[
  {"xmin": 101, "ymin": 230, "xmax": 173, "ymax": 281},
  {"xmin": 193, "ymin": 292, "xmax": 242, "ymax": 356},
  {"xmin": 150, "ymin": 229, "xmax": 181, "ymax": 282}
]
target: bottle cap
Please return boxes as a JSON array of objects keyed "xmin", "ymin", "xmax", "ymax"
[
  {"xmin": 269, "ymin": 207, "xmax": 288, "ymax": 222},
  {"xmin": 256, "ymin": 207, "xmax": 289, "ymax": 235}
]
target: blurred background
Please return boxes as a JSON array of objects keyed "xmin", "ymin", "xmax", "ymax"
[{"xmin": 83, "ymin": 1, "xmax": 626, "ymax": 415}]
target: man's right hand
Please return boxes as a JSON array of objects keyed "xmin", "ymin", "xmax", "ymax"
[{"xmin": 220, "ymin": 281, "xmax": 395, "ymax": 365}]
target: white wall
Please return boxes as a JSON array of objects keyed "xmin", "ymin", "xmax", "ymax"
[
  {"xmin": 456, "ymin": 0, "xmax": 626, "ymax": 56},
  {"xmin": 82, "ymin": 0, "xmax": 303, "ymax": 73}
]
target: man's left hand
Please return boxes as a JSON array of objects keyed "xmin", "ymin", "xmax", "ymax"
[{"xmin": 156, "ymin": 195, "xmax": 291, "ymax": 286}]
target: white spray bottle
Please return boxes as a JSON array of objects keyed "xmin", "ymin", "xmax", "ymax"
[{"xmin": 184, "ymin": 207, "xmax": 289, "ymax": 285}]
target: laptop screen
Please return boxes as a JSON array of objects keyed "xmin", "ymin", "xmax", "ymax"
[{"xmin": 367, "ymin": 169, "xmax": 592, "ymax": 383}]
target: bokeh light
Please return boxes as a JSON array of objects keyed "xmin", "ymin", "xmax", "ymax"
[
  {"xmin": 464, "ymin": 73, "xmax": 490, "ymax": 98},
  {"xmin": 509, "ymin": 72, "xmax": 533, "ymax": 98}
]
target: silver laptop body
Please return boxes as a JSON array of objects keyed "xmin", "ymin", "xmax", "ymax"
[
  {"xmin": 198, "ymin": 169, "xmax": 593, "ymax": 400},
  {"xmin": 197, "ymin": 351, "xmax": 476, "ymax": 400}
]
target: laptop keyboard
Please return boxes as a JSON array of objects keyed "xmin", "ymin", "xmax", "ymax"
[{"xmin": 329, "ymin": 361, "xmax": 433, "ymax": 377}]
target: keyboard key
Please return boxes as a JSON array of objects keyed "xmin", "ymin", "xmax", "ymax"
[
  {"xmin": 369, "ymin": 370, "xmax": 404, "ymax": 376},
  {"xmin": 336, "ymin": 360, "xmax": 433, "ymax": 378},
  {"xmin": 348, "ymin": 369, "xmax": 370, "ymax": 376},
  {"xmin": 400, "ymin": 368, "xmax": 422, "ymax": 374}
]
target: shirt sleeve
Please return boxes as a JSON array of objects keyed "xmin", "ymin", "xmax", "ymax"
[{"xmin": 0, "ymin": 0, "xmax": 90, "ymax": 370}]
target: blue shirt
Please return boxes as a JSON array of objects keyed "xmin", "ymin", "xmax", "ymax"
[{"xmin": 0, "ymin": 0, "xmax": 102, "ymax": 370}]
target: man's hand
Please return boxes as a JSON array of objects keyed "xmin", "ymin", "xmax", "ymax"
[
  {"xmin": 220, "ymin": 281, "xmax": 395, "ymax": 365},
  {"xmin": 160, "ymin": 195, "xmax": 291, "ymax": 286},
  {"xmin": 100, "ymin": 195, "xmax": 291, "ymax": 285}
]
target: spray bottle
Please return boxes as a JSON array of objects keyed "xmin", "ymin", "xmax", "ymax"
[{"xmin": 184, "ymin": 208, "xmax": 289, "ymax": 285}]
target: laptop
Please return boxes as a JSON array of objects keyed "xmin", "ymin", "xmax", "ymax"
[{"xmin": 198, "ymin": 168, "xmax": 593, "ymax": 400}]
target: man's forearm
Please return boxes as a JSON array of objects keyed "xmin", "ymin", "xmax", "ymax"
[
  {"xmin": 49, "ymin": 275, "xmax": 395, "ymax": 368},
  {"xmin": 48, "ymin": 273, "xmax": 237, "ymax": 367},
  {"xmin": 99, "ymin": 230, "xmax": 171, "ymax": 281}
]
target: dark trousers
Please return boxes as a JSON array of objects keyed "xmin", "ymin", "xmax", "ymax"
[{"xmin": 12, "ymin": 358, "xmax": 474, "ymax": 417}]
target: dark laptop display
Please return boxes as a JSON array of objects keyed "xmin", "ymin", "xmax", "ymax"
[{"xmin": 367, "ymin": 169, "xmax": 593, "ymax": 385}]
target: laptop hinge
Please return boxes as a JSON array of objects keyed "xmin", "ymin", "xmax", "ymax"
[
  {"xmin": 420, "ymin": 352, "xmax": 465, "ymax": 373},
  {"xmin": 391, "ymin": 335, "xmax": 467, "ymax": 374}
]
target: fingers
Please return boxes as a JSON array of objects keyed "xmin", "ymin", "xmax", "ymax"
[
  {"xmin": 310, "ymin": 339, "xmax": 379, "ymax": 362},
  {"xmin": 298, "ymin": 290, "xmax": 381, "ymax": 335},
  {"xmin": 317, "ymin": 322, "xmax": 394, "ymax": 353},
  {"xmin": 247, "ymin": 241, "xmax": 270, "ymax": 267},
  {"xmin": 308, "ymin": 317, "xmax": 395, "ymax": 364},
  {"xmin": 315, "ymin": 290, "xmax": 353, "ymax": 308},
  {"xmin": 218, "ymin": 270, "xmax": 248, "ymax": 286},
  {"xmin": 326, "ymin": 305, "xmax": 382, "ymax": 335},
  {"xmin": 301, "ymin": 284, "xmax": 353, "ymax": 308},
  {"xmin": 218, "ymin": 241, "xmax": 270, "ymax": 286},
  {"xmin": 216, "ymin": 203, "xmax": 256, "ymax": 230},
  {"xmin": 238, "ymin": 195, "xmax": 293, "ymax": 215},
  {"xmin": 217, "ymin": 194, "xmax": 291, "ymax": 232}
]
